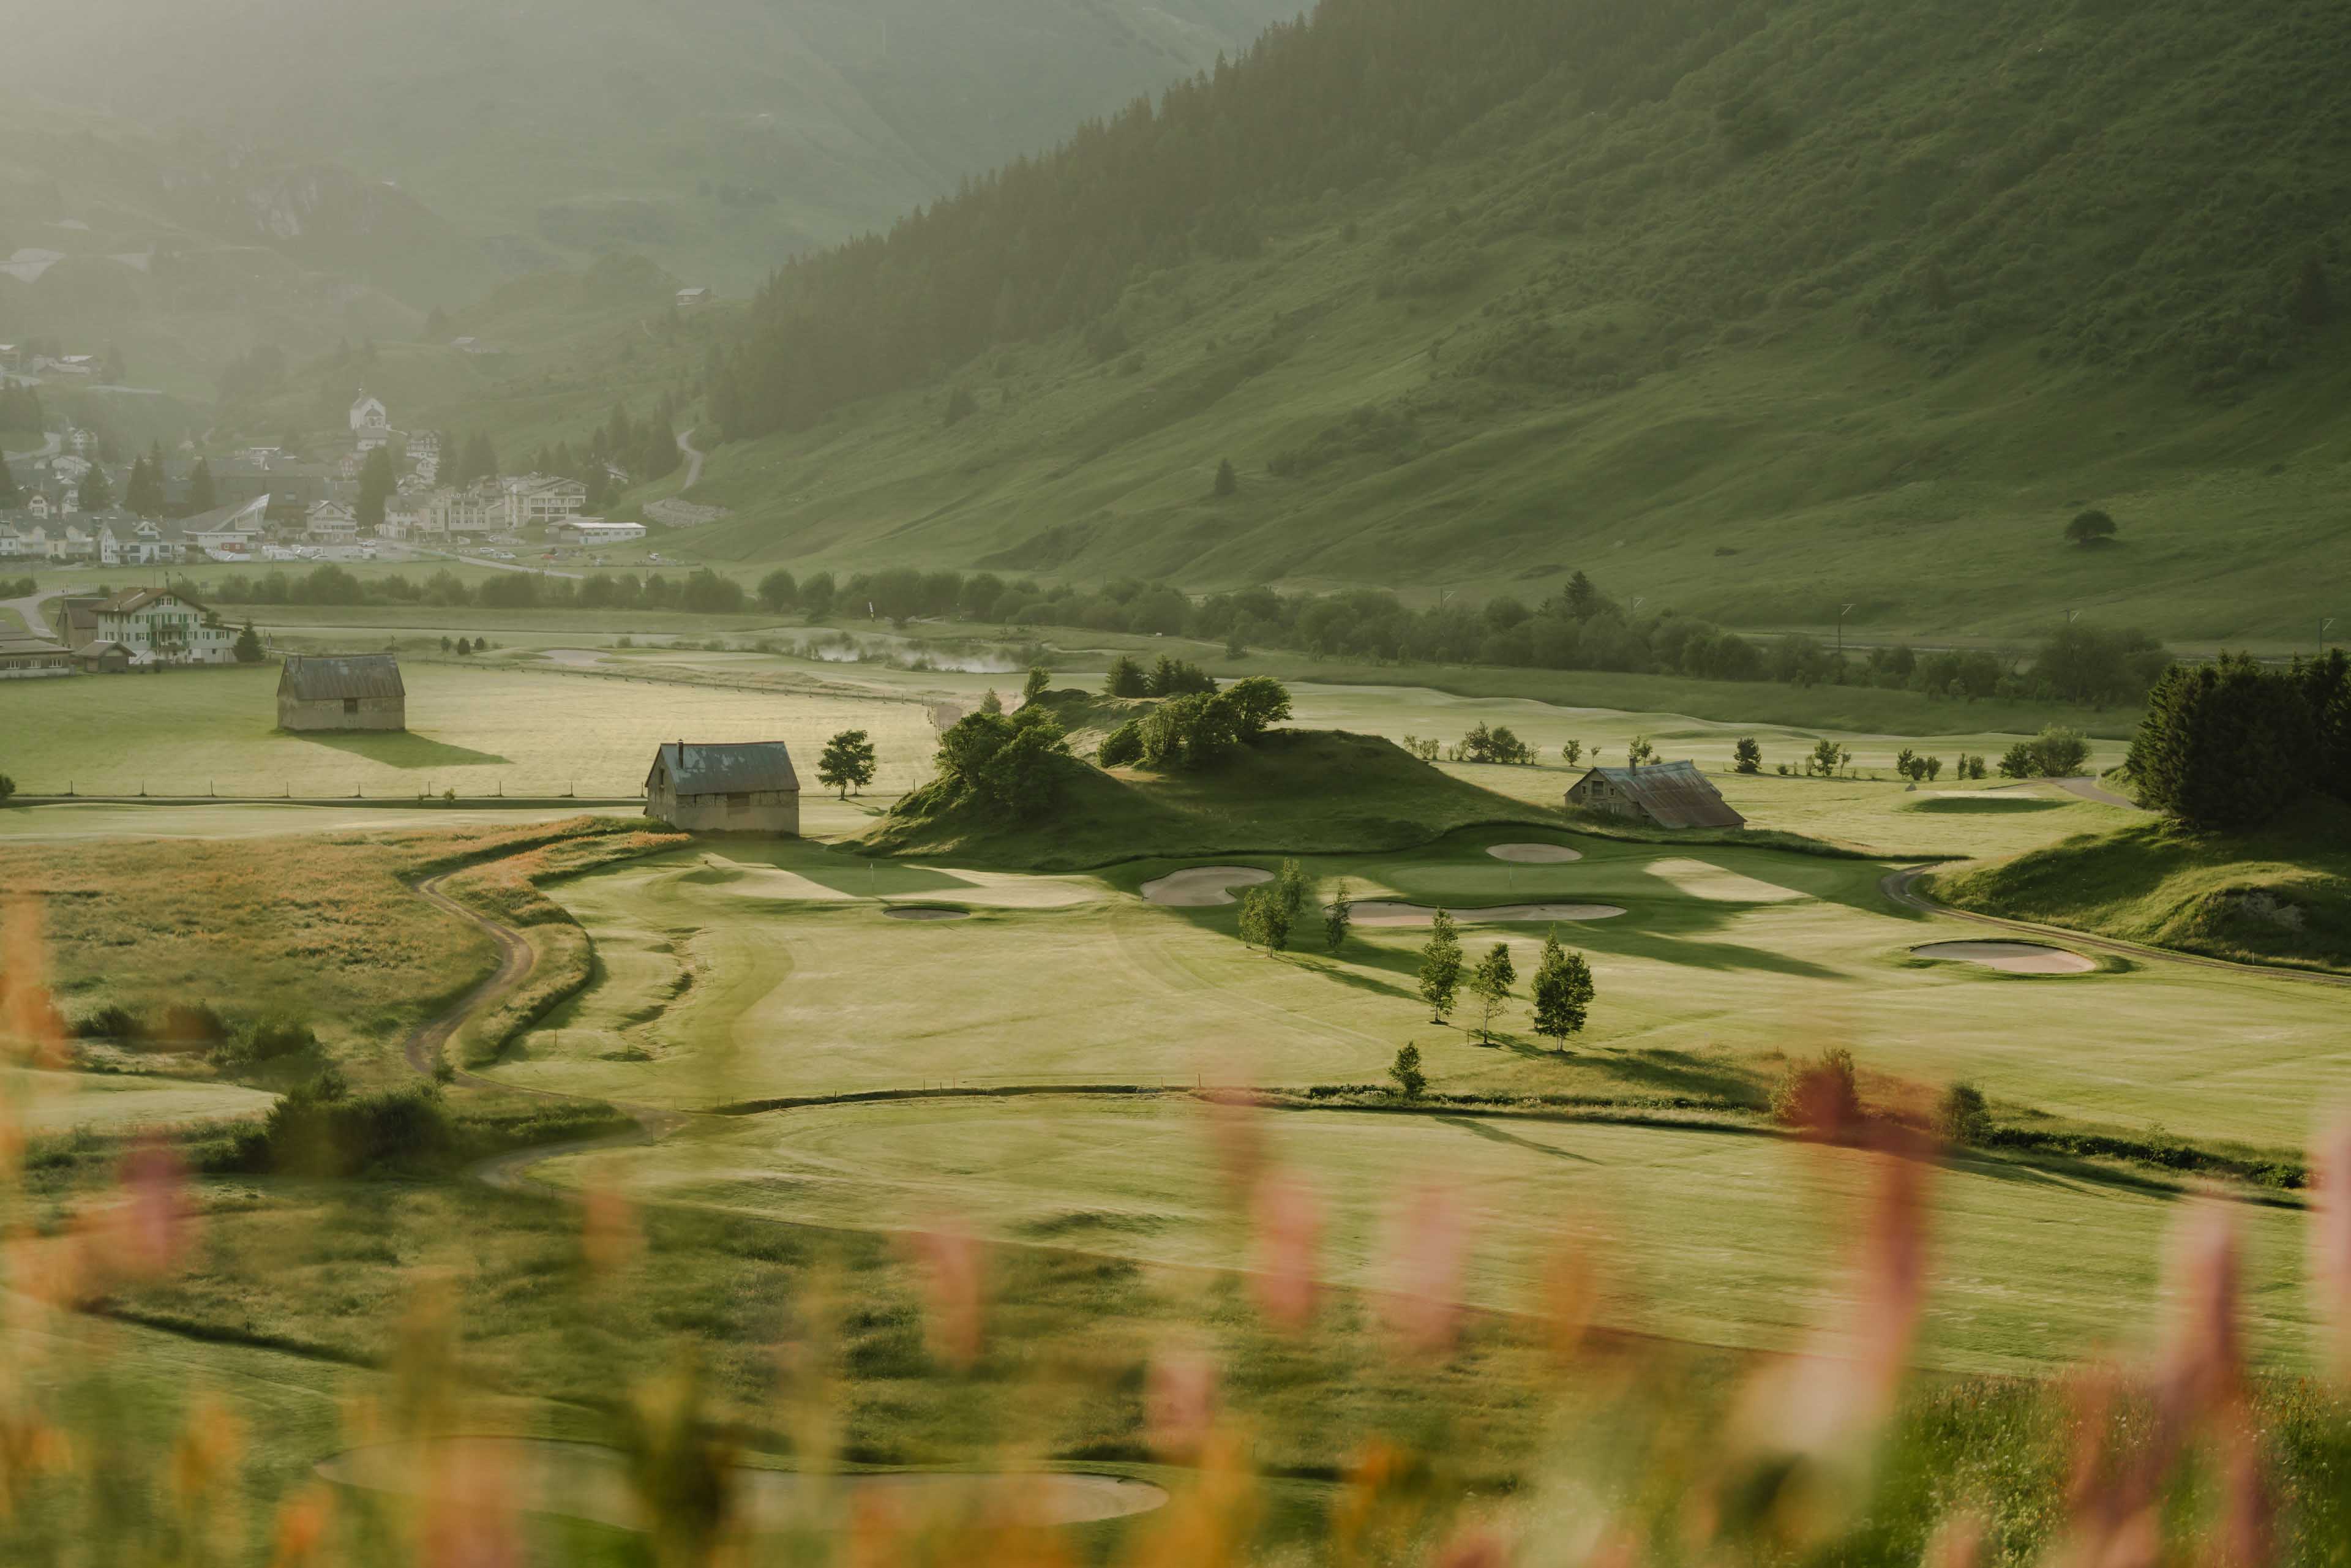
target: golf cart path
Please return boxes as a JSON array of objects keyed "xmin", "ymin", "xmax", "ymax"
[
  {"xmin": 2055, "ymin": 776, "xmax": 2143, "ymax": 810},
  {"xmin": 1880, "ymin": 866, "xmax": 2351, "ymax": 989},
  {"xmin": 403, "ymin": 868, "xmax": 688, "ymax": 1184},
  {"xmin": 677, "ymin": 427, "xmax": 705, "ymax": 490}
]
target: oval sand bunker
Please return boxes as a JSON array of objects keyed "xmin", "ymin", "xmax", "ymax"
[
  {"xmin": 885, "ymin": 906, "xmax": 970, "ymax": 921},
  {"xmin": 1487, "ymin": 842, "xmax": 1583, "ymax": 863},
  {"xmin": 1914, "ymin": 940, "xmax": 2096, "ymax": 975},
  {"xmin": 1141, "ymin": 866, "xmax": 1273, "ymax": 906},
  {"xmin": 318, "ymin": 1438, "xmax": 1168, "ymax": 1532},
  {"xmin": 1351, "ymin": 901, "xmax": 1625, "ymax": 926}
]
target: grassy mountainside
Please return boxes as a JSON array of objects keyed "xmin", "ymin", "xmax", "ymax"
[
  {"xmin": 681, "ymin": 0, "xmax": 2351, "ymax": 640},
  {"xmin": 858, "ymin": 729, "xmax": 1568, "ymax": 868},
  {"xmin": 3, "ymin": 0, "xmax": 1297, "ymax": 298},
  {"xmin": 1928, "ymin": 797, "xmax": 2351, "ymax": 973}
]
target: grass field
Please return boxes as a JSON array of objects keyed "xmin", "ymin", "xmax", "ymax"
[
  {"xmin": 534, "ymin": 1095, "xmax": 2316, "ymax": 1378},
  {"xmin": 0, "ymin": 659, "xmax": 941, "ymax": 798}
]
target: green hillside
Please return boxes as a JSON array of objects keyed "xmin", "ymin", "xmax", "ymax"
[
  {"xmin": 2, "ymin": 0, "xmax": 1298, "ymax": 299},
  {"xmin": 673, "ymin": 0, "xmax": 2351, "ymax": 642}
]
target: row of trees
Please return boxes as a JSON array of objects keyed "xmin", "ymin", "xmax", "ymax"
[
  {"xmin": 194, "ymin": 565, "xmax": 748, "ymax": 615},
  {"xmin": 1417, "ymin": 915, "xmax": 1595, "ymax": 1051},
  {"xmin": 1098, "ymin": 677, "xmax": 1292, "ymax": 772},
  {"xmin": 2129, "ymin": 652, "xmax": 2350, "ymax": 829}
]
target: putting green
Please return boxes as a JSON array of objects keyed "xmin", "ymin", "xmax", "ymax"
[{"xmin": 539, "ymin": 1096, "xmax": 2316, "ymax": 1378}]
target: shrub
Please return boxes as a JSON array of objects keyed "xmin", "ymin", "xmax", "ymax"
[
  {"xmin": 153, "ymin": 1002, "xmax": 230, "ymax": 1052},
  {"xmin": 1097, "ymin": 721, "xmax": 1144, "ymax": 768},
  {"xmin": 253, "ymin": 1082, "xmax": 454, "ymax": 1177},
  {"xmin": 1770, "ymin": 1047, "xmax": 1861, "ymax": 1133},
  {"xmin": 1938, "ymin": 1082, "xmax": 1993, "ymax": 1146},
  {"xmin": 2066, "ymin": 508, "xmax": 2118, "ymax": 546},
  {"xmin": 1388, "ymin": 1042, "xmax": 1427, "ymax": 1100},
  {"xmin": 243, "ymin": 1014, "xmax": 320, "ymax": 1063},
  {"xmin": 72, "ymin": 1003, "xmax": 143, "ymax": 1041},
  {"xmin": 2028, "ymin": 726, "xmax": 2091, "ymax": 778}
]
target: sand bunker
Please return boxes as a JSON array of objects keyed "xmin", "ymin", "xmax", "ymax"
[
  {"xmin": 1141, "ymin": 866, "xmax": 1273, "ymax": 906},
  {"xmin": 885, "ymin": 906, "xmax": 970, "ymax": 921},
  {"xmin": 1350, "ymin": 902, "xmax": 1626, "ymax": 927},
  {"xmin": 318, "ymin": 1438, "xmax": 1166, "ymax": 1532},
  {"xmin": 1486, "ymin": 843, "xmax": 1583, "ymax": 863},
  {"xmin": 1914, "ymin": 940, "xmax": 2096, "ymax": 975}
]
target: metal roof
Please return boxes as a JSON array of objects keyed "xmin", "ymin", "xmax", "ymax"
[
  {"xmin": 1571, "ymin": 760, "xmax": 1745, "ymax": 830},
  {"xmin": 279, "ymin": 654, "xmax": 405, "ymax": 702},
  {"xmin": 648, "ymin": 741, "xmax": 800, "ymax": 796}
]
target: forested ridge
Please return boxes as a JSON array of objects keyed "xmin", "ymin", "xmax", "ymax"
[{"xmin": 710, "ymin": 0, "xmax": 2351, "ymax": 441}]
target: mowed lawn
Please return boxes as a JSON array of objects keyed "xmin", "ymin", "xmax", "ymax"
[
  {"xmin": 500, "ymin": 831, "xmax": 2345, "ymax": 1147},
  {"xmin": 0, "ymin": 661, "xmax": 941, "ymax": 797},
  {"xmin": 538, "ymin": 1095, "xmax": 2319, "ymax": 1378}
]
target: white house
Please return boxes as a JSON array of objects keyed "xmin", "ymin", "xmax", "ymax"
[
  {"xmin": 349, "ymin": 395, "xmax": 388, "ymax": 435},
  {"xmin": 552, "ymin": 518, "xmax": 647, "ymax": 547},
  {"xmin": 96, "ymin": 516, "xmax": 182, "ymax": 566},
  {"xmin": 0, "ymin": 634, "xmax": 75, "ymax": 680},
  {"xmin": 91, "ymin": 588, "xmax": 239, "ymax": 666}
]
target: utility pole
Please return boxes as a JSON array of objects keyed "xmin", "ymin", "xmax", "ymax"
[
  {"xmin": 1837, "ymin": 603, "xmax": 1855, "ymax": 656},
  {"xmin": 2325, "ymin": 616, "xmax": 2336, "ymax": 658}
]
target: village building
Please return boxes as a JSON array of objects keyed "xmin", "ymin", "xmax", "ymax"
[
  {"xmin": 350, "ymin": 395, "xmax": 389, "ymax": 435},
  {"xmin": 183, "ymin": 495, "xmax": 271, "ymax": 560},
  {"xmin": 1565, "ymin": 760, "xmax": 1746, "ymax": 830},
  {"xmin": 551, "ymin": 518, "xmax": 646, "ymax": 547},
  {"xmin": 92, "ymin": 588, "xmax": 239, "ymax": 666},
  {"xmin": 75, "ymin": 640, "xmax": 132, "ymax": 675},
  {"xmin": 0, "ymin": 522, "xmax": 25, "ymax": 558},
  {"xmin": 504, "ymin": 474, "xmax": 590, "ymax": 526},
  {"xmin": 305, "ymin": 499, "xmax": 361, "ymax": 544},
  {"xmin": 0, "ymin": 633, "xmax": 75, "ymax": 679},
  {"xmin": 644, "ymin": 741, "xmax": 800, "ymax": 835},
  {"xmin": 676, "ymin": 286, "xmax": 710, "ymax": 307},
  {"xmin": 277, "ymin": 654, "xmax": 406, "ymax": 732},
  {"xmin": 95, "ymin": 514, "xmax": 181, "ymax": 566}
]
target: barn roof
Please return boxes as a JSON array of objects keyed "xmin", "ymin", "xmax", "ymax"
[
  {"xmin": 1574, "ymin": 760, "xmax": 1745, "ymax": 830},
  {"xmin": 648, "ymin": 741, "xmax": 799, "ymax": 795},
  {"xmin": 279, "ymin": 653, "xmax": 404, "ymax": 701}
]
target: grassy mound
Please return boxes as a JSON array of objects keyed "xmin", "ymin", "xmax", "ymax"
[
  {"xmin": 1927, "ymin": 797, "xmax": 2351, "ymax": 975},
  {"xmin": 856, "ymin": 729, "xmax": 1567, "ymax": 869},
  {"xmin": 1018, "ymin": 688, "xmax": 1159, "ymax": 754}
]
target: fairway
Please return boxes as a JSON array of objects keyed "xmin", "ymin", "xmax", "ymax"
[
  {"xmin": 7, "ymin": 1068, "xmax": 276, "ymax": 1133},
  {"xmin": 492, "ymin": 830, "xmax": 2345, "ymax": 1147},
  {"xmin": 0, "ymin": 661, "xmax": 941, "ymax": 798},
  {"xmin": 539, "ymin": 1095, "xmax": 2317, "ymax": 1378}
]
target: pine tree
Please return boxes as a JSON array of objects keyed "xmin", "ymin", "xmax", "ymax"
[
  {"xmin": 356, "ymin": 446, "xmax": 396, "ymax": 530},
  {"xmin": 186, "ymin": 457, "xmax": 216, "ymax": 514},
  {"xmin": 233, "ymin": 621, "xmax": 264, "ymax": 663},
  {"xmin": 0, "ymin": 457, "xmax": 18, "ymax": 509},
  {"xmin": 1530, "ymin": 932, "xmax": 1595, "ymax": 1052},
  {"xmin": 1417, "ymin": 910, "xmax": 1463, "ymax": 1024},
  {"xmin": 1022, "ymin": 667, "xmax": 1052, "ymax": 703},
  {"xmin": 1733, "ymin": 737, "xmax": 1762, "ymax": 774},
  {"xmin": 79, "ymin": 462, "xmax": 112, "ymax": 511},
  {"xmin": 1213, "ymin": 458, "xmax": 1238, "ymax": 497},
  {"xmin": 1388, "ymin": 1042, "xmax": 1427, "ymax": 1100}
]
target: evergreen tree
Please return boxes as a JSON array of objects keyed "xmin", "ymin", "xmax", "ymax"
[
  {"xmin": 233, "ymin": 621, "xmax": 264, "ymax": 663},
  {"xmin": 1104, "ymin": 655, "xmax": 1149, "ymax": 697},
  {"xmin": 356, "ymin": 446, "xmax": 396, "ymax": 531},
  {"xmin": 1733, "ymin": 737, "xmax": 1762, "ymax": 774},
  {"xmin": 1529, "ymin": 933, "xmax": 1594, "ymax": 1052},
  {"xmin": 123, "ymin": 454, "xmax": 163, "ymax": 516},
  {"xmin": 186, "ymin": 457, "xmax": 216, "ymax": 514},
  {"xmin": 756, "ymin": 569, "xmax": 798, "ymax": 613},
  {"xmin": 1467, "ymin": 942, "xmax": 1516, "ymax": 1044},
  {"xmin": 2128, "ymin": 656, "xmax": 2314, "ymax": 828},
  {"xmin": 1416, "ymin": 910, "xmax": 1464, "ymax": 1024},
  {"xmin": 78, "ymin": 462, "xmax": 112, "ymax": 511},
  {"xmin": 1237, "ymin": 885, "xmax": 1291, "ymax": 955},
  {"xmin": 0, "ymin": 457, "xmax": 19, "ymax": 510},
  {"xmin": 1022, "ymin": 666, "xmax": 1052, "ymax": 703},
  {"xmin": 1213, "ymin": 458, "xmax": 1238, "ymax": 497},
  {"xmin": 817, "ymin": 729, "xmax": 878, "ymax": 799}
]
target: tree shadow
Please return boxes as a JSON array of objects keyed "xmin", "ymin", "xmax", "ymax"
[
  {"xmin": 291, "ymin": 731, "xmax": 510, "ymax": 769},
  {"xmin": 1432, "ymin": 1114, "xmax": 1601, "ymax": 1164},
  {"xmin": 1584, "ymin": 1048, "xmax": 1774, "ymax": 1108},
  {"xmin": 1948, "ymin": 1146, "xmax": 2186, "ymax": 1201}
]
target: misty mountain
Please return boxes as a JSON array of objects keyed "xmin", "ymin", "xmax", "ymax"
[{"xmin": 4, "ymin": 0, "xmax": 1302, "ymax": 297}]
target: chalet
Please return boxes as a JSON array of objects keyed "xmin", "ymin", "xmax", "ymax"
[
  {"xmin": 644, "ymin": 741, "xmax": 800, "ymax": 835},
  {"xmin": 676, "ymin": 287, "xmax": 710, "ymax": 307},
  {"xmin": 1565, "ymin": 760, "xmax": 1745, "ymax": 831},
  {"xmin": 0, "ymin": 634, "xmax": 74, "ymax": 679},
  {"xmin": 277, "ymin": 654, "xmax": 405, "ymax": 732},
  {"xmin": 92, "ymin": 588, "xmax": 238, "ymax": 666},
  {"xmin": 0, "ymin": 522, "xmax": 26, "ymax": 558}
]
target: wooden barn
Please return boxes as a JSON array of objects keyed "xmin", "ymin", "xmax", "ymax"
[
  {"xmin": 1565, "ymin": 760, "xmax": 1745, "ymax": 830},
  {"xmin": 645, "ymin": 740, "xmax": 800, "ymax": 835},
  {"xmin": 277, "ymin": 654, "xmax": 407, "ymax": 732}
]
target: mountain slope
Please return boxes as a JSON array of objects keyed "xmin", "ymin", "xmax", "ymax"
[
  {"xmin": 678, "ymin": 0, "xmax": 2351, "ymax": 641},
  {"xmin": 3, "ymin": 0, "xmax": 1300, "ymax": 297}
]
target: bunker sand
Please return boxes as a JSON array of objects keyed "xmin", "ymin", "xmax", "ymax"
[
  {"xmin": 1915, "ymin": 940, "xmax": 2097, "ymax": 975},
  {"xmin": 1141, "ymin": 866, "xmax": 1274, "ymax": 906},
  {"xmin": 1486, "ymin": 842, "xmax": 1583, "ymax": 863}
]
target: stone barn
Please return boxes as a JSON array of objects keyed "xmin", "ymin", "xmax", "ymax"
[
  {"xmin": 1565, "ymin": 760, "xmax": 1745, "ymax": 830},
  {"xmin": 277, "ymin": 654, "xmax": 407, "ymax": 732},
  {"xmin": 645, "ymin": 740, "xmax": 800, "ymax": 835}
]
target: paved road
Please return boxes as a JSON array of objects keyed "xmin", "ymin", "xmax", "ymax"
[
  {"xmin": 2056, "ymin": 775, "xmax": 2143, "ymax": 810},
  {"xmin": 0, "ymin": 588, "xmax": 62, "ymax": 638},
  {"xmin": 1880, "ymin": 866, "xmax": 2350, "ymax": 989},
  {"xmin": 676, "ymin": 427, "xmax": 705, "ymax": 491}
]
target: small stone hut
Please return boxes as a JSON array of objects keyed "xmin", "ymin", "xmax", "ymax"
[
  {"xmin": 1565, "ymin": 760, "xmax": 1745, "ymax": 830},
  {"xmin": 645, "ymin": 740, "xmax": 800, "ymax": 835},
  {"xmin": 277, "ymin": 654, "xmax": 407, "ymax": 732}
]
